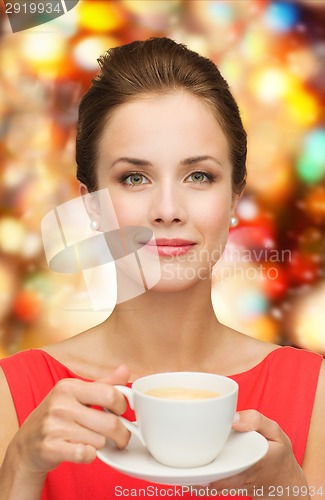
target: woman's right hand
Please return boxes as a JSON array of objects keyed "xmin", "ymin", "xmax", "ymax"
[{"xmin": 7, "ymin": 364, "xmax": 131, "ymax": 476}]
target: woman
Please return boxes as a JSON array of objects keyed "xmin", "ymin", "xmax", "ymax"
[{"xmin": 0, "ymin": 38, "xmax": 324, "ymax": 499}]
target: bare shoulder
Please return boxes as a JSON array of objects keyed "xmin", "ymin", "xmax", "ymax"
[
  {"xmin": 41, "ymin": 324, "xmax": 96, "ymax": 358},
  {"xmin": 0, "ymin": 367, "xmax": 19, "ymax": 465},
  {"xmin": 40, "ymin": 325, "xmax": 114, "ymax": 380},
  {"xmin": 302, "ymin": 359, "xmax": 325, "ymax": 489}
]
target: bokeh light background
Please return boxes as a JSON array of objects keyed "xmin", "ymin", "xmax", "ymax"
[{"xmin": 0, "ymin": 0, "xmax": 325, "ymax": 358}]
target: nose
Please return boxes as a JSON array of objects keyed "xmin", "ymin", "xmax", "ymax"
[{"xmin": 148, "ymin": 182, "xmax": 187, "ymax": 226}]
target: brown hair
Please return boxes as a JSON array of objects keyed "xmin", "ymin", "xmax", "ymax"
[{"xmin": 76, "ymin": 37, "xmax": 247, "ymax": 194}]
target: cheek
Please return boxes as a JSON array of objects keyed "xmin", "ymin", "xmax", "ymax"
[
  {"xmin": 196, "ymin": 196, "xmax": 231, "ymax": 236},
  {"xmin": 194, "ymin": 200, "xmax": 231, "ymax": 265},
  {"xmin": 108, "ymin": 193, "xmax": 146, "ymax": 228},
  {"xmin": 204, "ymin": 219, "xmax": 230, "ymax": 255}
]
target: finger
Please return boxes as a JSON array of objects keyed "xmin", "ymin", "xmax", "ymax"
[
  {"xmin": 63, "ymin": 421, "xmax": 107, "ymax": 450},
  {"xmin": 38, "ymin": 437, "xmax": 98, "ymax": 467},
  {"xmin": 56, "ymin": 441, "xmax": 98, "ymax": 465},
  {"xmin": 73, "ymin": 443, "xmax": 97, "ymax": 464},
  {"xmin": 232, "ymin": 410, "xmax": 283, "ymax": 442},
  {"xmin": 54, "ymin": 378, "xmax": 128, "ymax": 415},
  {"xmin": 63, "ymin": 417, "xmax": 130, "ymax": 450},
  {"xmin": 73, "ymin": 406, "xmax": 131, "ymax": 449},
  {"xmin": 207, "ymin": 464, "xmax": 261, "ymax": 493}
]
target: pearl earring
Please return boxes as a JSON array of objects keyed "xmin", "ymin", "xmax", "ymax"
[
  {"xmin": 90, "ymin": 219, "xmax": 100, "ymax": 231},
  {"xmin": 230, "ymin": 216, "xmax": 238, "ymax": 228}
]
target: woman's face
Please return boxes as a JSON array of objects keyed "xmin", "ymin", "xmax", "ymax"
[{"xmin": 94, "ymin": 91, "xmax": 236, "ymax": 292}]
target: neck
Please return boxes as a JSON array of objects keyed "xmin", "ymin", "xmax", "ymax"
[{"xmin": 102, "ymin": 279, "xmax": 226, "ymax": 375}]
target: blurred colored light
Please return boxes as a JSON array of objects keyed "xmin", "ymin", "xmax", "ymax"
[
  {"xmin": 237, "ymin": 291, "xmax": 269, "ymax": 319},
  {"xmin": 122, "ymin": 0, "xmax": 180, "ymax": 16},
  {"xmin": 123, "ymin": 0, "xmax": 180, "ymax": 31},
  {"xmin": 264, "ymin": 2, "xmax": 299, "ymax": 32},
  {"xmin": 227, "ymin": 227, "xmax": 276, "ymax": 257},
  {"xmin": 263, "ymin": 265, "xmax": 288, "ymax": 301},
  {"xmin": 0, "ymin": 217, "xmax": 26, "ymax": 255},
  {"xmin": 241, "ymin": 28, "xmax": 271, "ymax": 63},
  {"xmin": 299, "ymin": 227, "xmax": 324, "ymax": 256},
  {"xmin": 251, "ymin": 68, "xmax": 297, "ymax": 104},
  {"xmin": 304, "ymin": 186, "xmax": 325, "ymax": 223},
  {"xmin": 237, "ymin": 198, "xmax": 259, "ymax": 221},
  {"xmin": 289, "ymin": 251, "xmax": 320, "ymax": 286},
  {"xmin": 285, "ymin": 88, "xmax": 319, "ymax": 126},
  {"xmin": 13, "ymin": 289, "xmax": 43, "ymax": 323},
  {"xmin": 247, "ymin": 155, "xmax": 294, "ymax": 202},
  {"xmin": 0, "ymin": 258, "xmax": 16, "ymax": 322},
  {"xmin": 297, "ymin": 153, "xmax": 325, "ymax": 184},
  {"xmin": 21, "ymin": 233, "xmax": 43, "ymax": 259},
  {"xmin": 25, "ymin": 272, "xmax": 55, "ymax": 298},
  {"xmin": 3, "ymin": 162, "xmax": 29, "ymax": 188},
  {"xmin": 0, "ymin": 346, "xmax": 9, "ymax": 359},
  {"xmin": 207, "ymin": 2, "xmax": 234, "ymax": 23},
  {"xmin": 5, "ymin": 114, "xmax": 52, "ymax": 155},
  {"xmin": 245, "ymin": 315, "xmax": 278, "ymax": 343},
  {"xmin": 291, "ymin": 283, "xmax": 325, "ymax": 354},
  {"xmin": 305, "ymin": 129, "xmax": 325, "ymax": 165},
  {"xmin": 212, "ymin": 261, "xmax": 272, "ymax": 339},
  {"xmin": 183, "ymin": 36, "xmax": 210, "ymax": 58},
  {"xmin": 21, "ymin": 33, "xmax": 66, "ymax": 66},
  {"xmin": 220, "ymin": 54, "xmax": 243, "ymax": 88},
  {"xmin": 122, "ymin": 0, "xmax": 153, "ymax": 13},
  {"xmin": 288, "ymin": 48, "xmax": 319, "ymax": 81},
  {"xmin": 78, "ymin": 1, "xmax": 126, "ymax": 32},
  {"xmin": 74, "ymin": 36, "xmax": 119, "ymax": 71},
  {"xmin": 50, "ymin": 5, "xmax": 78, "ymax": 37}
]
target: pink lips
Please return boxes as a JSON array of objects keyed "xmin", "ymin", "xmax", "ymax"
[{"xmin": 144, "ymin": 238, "xmax": 196, "ymax": 256}]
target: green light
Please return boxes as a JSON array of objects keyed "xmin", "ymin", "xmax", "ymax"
[{"xmin": 297, "ymin": 129, "xmax": 325, "ymax": 184}]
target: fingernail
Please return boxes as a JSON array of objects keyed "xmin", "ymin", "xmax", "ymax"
[{"xmin": 233, "ymin": 412, "xmax": 240, "ymax": 423}]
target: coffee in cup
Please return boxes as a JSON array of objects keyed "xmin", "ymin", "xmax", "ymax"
[
  {"xmin": 109, "ymin": 371, "xmax": 238, "ymax": 468},
  {"xmin": 145, "ymin": 387, "xmax": 219, "ymax": 400}
]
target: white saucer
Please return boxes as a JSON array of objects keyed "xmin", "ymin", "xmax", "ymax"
[{"xmin": 97, "ymin": 429, "xmax": 268, "ymax": 486}]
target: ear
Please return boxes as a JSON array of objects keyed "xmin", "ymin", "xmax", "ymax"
[
  {"xmin": 79, "ymin": 183, "xmax": 101, "ymax": 221},
  {"xmin": 231, "ymin": 191, "xmax": 241, "ymax": 215}
]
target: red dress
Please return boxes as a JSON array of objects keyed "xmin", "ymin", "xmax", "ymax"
[{"xmin": 0, "ymin": 346, "xmax": 322, "ymax": 499}]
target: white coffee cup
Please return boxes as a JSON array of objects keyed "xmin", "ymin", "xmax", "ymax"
[{"xmin": 110, "ymin": 372, "xmax": 238, "ymax": 468}]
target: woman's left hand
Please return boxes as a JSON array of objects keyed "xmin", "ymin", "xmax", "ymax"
[{"xmin": 197, "ymin": 410, "xmax": 309, "ymax": 498}]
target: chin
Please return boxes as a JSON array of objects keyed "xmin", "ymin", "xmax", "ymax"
[{"xmin": 148, "ymin": 281, "xmax": 199, "ymax": 294}]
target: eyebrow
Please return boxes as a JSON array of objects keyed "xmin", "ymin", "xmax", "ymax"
[{"xmin": 111, "ymin": 155, "xmax": 223, "ymax": 168}]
